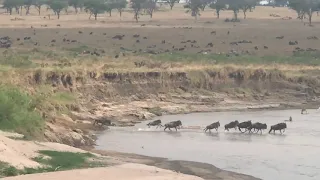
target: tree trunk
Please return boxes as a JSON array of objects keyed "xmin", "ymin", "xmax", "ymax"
[
  {"xmin": 74, "ymin": 6, "xmax": 78, "ymax": 14},
  {"xmin": 26, "ymin": 6, "xmax": 30, "ymax": 15},
  {"xmin": 150, "ymin": 10, "xmax": 153, "ymax": 18},
  {"xmin": 57, "ymin": 12, "xmax": 60, "ymax": 19},
  {"xmin": 95, "ymin": 13, "xmax": 97, "ymax": 20},
  {"xmin": 308, "ymin": 13, "xmax": 312, "ymax": 26},
  {"xmin": 119, "ymin": 10, "xmax": 122, "ymax": 17},
  {"xmin": 216, "ymin": 10, "xmax": 220, "ymax": 19},
  {"xmin": 170, "ymin": 4, "xmax": 173, "ymax": 10},
  {"xmin": 243, "ymin": 10, "xmax": 246, "ymax": 19},
  {"xmin": 109, "ymin": 11, "xmax": 112, "ymax": 17},
  {"xmin": 9, "ymin": 8, "xmax": 12, "ymax": 15},
  {"xmin": 135, "ymin": 13, "xmax": 138, "ymax": 22},
  {"xmin": 233, "ymin": 10, "xmax": 238, "ymax": 20},
  {"xmin": 37, "ymin": 6, "xmax": 41, "ymax": 15},
  {"xmin": 20, "ymin": 6, "xmax": 22, "ymax": 16}
]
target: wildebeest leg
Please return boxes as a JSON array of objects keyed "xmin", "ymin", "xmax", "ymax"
[
  {"xmin": 215, "ymin": 128, "xmax": 218, "ymax": 131},
  {"xmin": 282, "ymin": 129, "xmax": 285, "ymax": 133},
  {"xmin": 164, "ymin": 127, "xmax": 167, "ymax": 131},
  {"xmin": 169, "ymin": 128, "xmax": 172, "ymax": 131},
  {"xmin": 175, "ymin": 127, "xmax": 177, "ymax": 131}
]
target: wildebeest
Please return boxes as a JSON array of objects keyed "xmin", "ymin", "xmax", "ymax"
[
  {"xmin": 147, "ymin": 119, "xmax": 163, "ymax": 128},
  {"xmin": 301, "ymin": 108, "xmax": 308, "ymax": 114},
  {"xmin": 93, "ymin": 118, "xmax": 115, "ymax": 126},
  {"xmin": 238, "ymin": 121, "xmax": 252, "ymax": 133},
  {"xmin": 269, "ymin": 123, "xmax": 287, "ymax": 134},
  {"xmin": 224, "ymin": 120, "xmax": 239, "ymax": 131},
  {"xmin": 249, "ymin": 122, "xmax": 267, "ymax": 134},
  {"xmin": 204, "ymin": 121, "xmax": 220, "ymax": 132},
  {"xmin": 164, "ymin": 120, "xmax": 182, "ymax": 131},
  {"xmin": 285, "ymin": 116, "xmax": 292, "ymax": 122}
]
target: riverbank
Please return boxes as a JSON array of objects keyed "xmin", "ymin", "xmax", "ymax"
[{"xmin": 0, "ymin": 131, "xmax": 260, "ymax": 180}]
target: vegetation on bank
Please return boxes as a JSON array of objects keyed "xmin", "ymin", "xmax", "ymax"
[
  {"xmin": 0, "ymin": 86, "xmax": 44, "ymax": 139},
  {"xmin": 0, "ymin": 150, "xmax": 103, "ymax": 178}
]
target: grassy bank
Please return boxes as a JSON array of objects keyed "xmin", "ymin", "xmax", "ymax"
[
  {"xmin": 0, "ymin": 86, "xmax": 44, "ymax": 139},
  {"xmin": 0, "ymin": 151, "xmax": 103, "ymax": 178}
]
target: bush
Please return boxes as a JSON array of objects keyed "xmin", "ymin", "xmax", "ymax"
[{"xmin": 0, "ymin": 86, "xmax": 44, "ymax": 139}]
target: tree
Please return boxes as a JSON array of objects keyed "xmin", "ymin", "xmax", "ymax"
[
  {"xmin": 84, "ymin": 0, "xmax": 107, "ymax": 20},
  {"xmin": 47, "ymin": 0, "xmax": 68, "ymax": 19},
  {"xmin": 4, "ymin": 0, "xmax": 25, "ymax": 15},
  {"xmin": 209, "ymin": 0, "xmax": 225, "ymax": 19},
  {"xmin": 143, "ymin": 0, "xmax": 157, "ymax": 18},
  {"xmin": 166, "ymin": 0, "xmax": 179, "ymax": 10},
  {"xmin": 288, "ymin": 0, "xmax": 320, "ymax": 25},
  {"xmin": 24, "ymin": 0, "xmax": 33, "ymax": 15},
  {"xmin": 33, "ymin": 0, "xmax": 47, "ymax": 15},
  {"xmin": 199, "ymin": 0, "xmax": 212, "ymax": 11},
  {"xmin": 184, "ymin": 0, "xmax": 202, "ymax": 21},
  {"xmin": 226, "ymin": 0, "xmax": 242, "ymax": 20},
  {"xmin": 131, "ymin": 0, "xmax": 147, "ymax": 22},
  {"xmin": 68, "ymin": 0, "xmax": 85, "ymax": 13},
  {"xmin": 112, "ymin": 0, "xmax": 127, "ymax": 17},
  {"xmin": 240, "ymin": 0, "xmax": 258, "ymax": 19}
]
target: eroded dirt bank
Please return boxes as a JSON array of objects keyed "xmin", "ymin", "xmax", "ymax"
[{"xmin": 18, "ymin": 66, "xmax": 320, "ymax": 147}]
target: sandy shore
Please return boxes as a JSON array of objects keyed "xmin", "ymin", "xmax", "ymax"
[{"xmin": 2, "ymin": 163, "xmax": 203, "ymax": 180}]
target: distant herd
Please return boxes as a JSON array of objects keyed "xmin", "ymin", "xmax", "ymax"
[
  {"xmin": 94, "ymin": 108, "xmax": 311, "ymax": 135},
  {"xmin": 147, "ymin": 119, "xmax": 288, "ymax": 134}
]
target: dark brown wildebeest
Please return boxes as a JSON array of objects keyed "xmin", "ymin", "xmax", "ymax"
[
  {"xmin": 269, "ymin": 123, "xmax": 287, "ymax": 134},
  {"xmin": 204, "ymin": 121, "xmax": 220, "ymax": 132},
  {"xmin": 249, "ymin": 122, "xmax": 267, "ymax": 134},
  {"xmin": 147, "ymin": 119, "xmax": 163, "ymax": 128},
  {"xmin": 164, "ymin": 120, "xmax": 182, "ymax": 131},
  {"xmin": 224, "ymin": 120, "xmax": 239, "ymax": 131},
  {"xmin": 238, "ymin": 120, "xmax": 252, "ymax": 133},
  {"xmin": 301, "ymin": 108, "xmax": 308, "ymax": 114}
]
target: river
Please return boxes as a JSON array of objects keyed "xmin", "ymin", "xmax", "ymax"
[{"xmin": 95, "ymin": 109, "xmax": 320, "ymax": 180}]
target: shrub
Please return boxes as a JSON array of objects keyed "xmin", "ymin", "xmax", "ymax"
[{"xmin": 0, "ymin": 86, "xmax": 44, "ymax": 139}]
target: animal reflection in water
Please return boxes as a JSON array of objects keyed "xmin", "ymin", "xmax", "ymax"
[
  {"xmin": 204, "ymin": 121, "xmax": 220, "ymax": 132},
  {"xmin": 269, "ymin": 123, "xmax": 287, "ymax": 134},
  {"xmin": 164, "ymin": 120, "xmax": 182, "ymax": 131},
  {"xmin": 147, "ymin": 119, "xmax": 163, "ymax": 128}
]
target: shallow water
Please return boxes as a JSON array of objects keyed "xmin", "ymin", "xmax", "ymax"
[{"xmin": 95, "ymin": 109, "xmax": 320, "ymax": 180}]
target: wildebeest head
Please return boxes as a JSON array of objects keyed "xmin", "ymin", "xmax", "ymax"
[
  {"xmin": 261, "ymin": 123, "xmax": 267, "ymax": 129},
  {"xmin": 217, "ymin": 121, "xmax": 220, "ymax": 127},
  {"xmin": 176, "ymin": 120, "xmax": 182, "ymax": 126},
  {"xmin": 234, "ymin": 120, "xmax": 239, "ymax": 125}
]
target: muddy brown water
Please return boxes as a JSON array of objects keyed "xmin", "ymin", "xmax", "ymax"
[{"xmin": 95, "ymin": 109, "xmax": 320, "ymax": 180}]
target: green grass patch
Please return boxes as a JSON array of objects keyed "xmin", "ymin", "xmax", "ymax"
[
  {"xmin": 147, "ymin": 52, "xmax": 320, "ymax": 66},
  {"xmin": 0, "ymin": 151, "xmax": 104, "ymax": 177},
  {"xmin": 0, "ymin": 85, "xmax": 44, "ymax": 139},
  {"xmin": 0, "ymin": 162, "xmax": 19, "ymax": 177}
]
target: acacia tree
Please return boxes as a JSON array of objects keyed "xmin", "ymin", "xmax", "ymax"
[
  {"xmin": 131, "ymin": 0, "xmax": 147, "ymax": 22},
  {"xmin": 288, "ymin": 0, "xmax": 320, "ymax": 25},
  {"xmin": 209, "ymin": 0, "xmax": 225, "ymax": 19},
  {"xmin": 112, "ymin": 0, "xmax": 127, "ymax": 17},
  {"xmin": 184, "ymin": 0, "xmax": 202, "ymax": 21},
  {"xmin": 199, "ymin": 0, "xmax": 212, "ymax": 11},
  {"xmin": 68, "ymin": 0, "xmax": 85, "ymax": 13},
  {"xmin": 24, "ymin": 0, "xmax": 33, "ymax": 15},
  {"xmin": 226, "ymin": 0, "xmax": 242, "ymax": 20},
  {"xmin": 33, "ymin": 0, "xmax": 47, "ymax": 15},
  {"xmin": 47, "ymin": 0, "xmax": 68, "ymax": 19},
  {"xmin": 84, "ymin": 0, "xmax": 107, "ymax": 20},
  {"xmin": 166, "ymin": 0, "xmax": 179, "ymax": 10},
  {"xmin": 240, "ymin": 0, "xmax": 258, "ymax": 19},
  {"xmin": 143, "ymin": 0, "xmax": 157, "ymax": 18}
]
